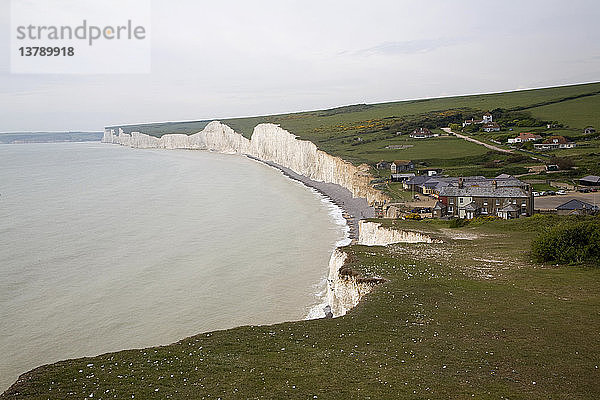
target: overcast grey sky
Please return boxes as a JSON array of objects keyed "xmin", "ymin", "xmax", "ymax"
[{"xmin": 1, "ymin": 0, "xmax": 599, "ymax": 132}]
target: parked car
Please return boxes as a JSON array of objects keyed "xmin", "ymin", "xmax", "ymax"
[
  {"xmin": 578, "ymin": 188, "xmax": 591, "ymax": 193},
  {"xmin": 556, "ymin": 190, "xmax": 566, "ymax": 195},
  {"xmin": 533, "ymin": 191, "xmax": 540, "ymax": 197},
  {"xmin": 546, "ymin": 190, "xmax": 556, "ymax": 196}
]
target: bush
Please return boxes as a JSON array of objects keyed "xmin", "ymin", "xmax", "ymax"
[
  {"xmin": 549, "ymin": 156, "xmax": 575, "ymax": 170},
  {"xmin": 531, "ymin": 220, "xmax": 600, "ymax": 264},
  {"xmin": 449, "ymin": 218, "xmax": 469, "ymax": 228},
  {"xmin": 449, "ymin": 123, "xmax": 462, "ymax": 132}
]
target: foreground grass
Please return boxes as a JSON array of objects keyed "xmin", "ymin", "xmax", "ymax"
[{"xmin": 4, "ymin": 216, "xmax": 599, "ymax": 399}]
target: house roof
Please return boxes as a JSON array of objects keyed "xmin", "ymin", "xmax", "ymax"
[
  {"xmin": 517, "ymin": 132, "xmax": 542, "ymax": 140},
  {"xmin": 439, "ymin": 185, "xmax": 529, "ymax": 198},
  {"xmin": 406, "ymin": 175, "xmax": 432, "ymax": 186},
  {"xmin": 392, "ymin": 160, "xmax": 412, "ymax": 166},
  {"xmin": 495, "ymin": 174, "xmax": 513, "ymax": 179},
  {"xmin": 463, "ymin": 202, "xmax": 478, "ymax": 211},
  {"xmin": 433, "ymin": 201, "xmax": 445, "ymax": 210},
  {"xmin": 482, "ymin": 122, "xmax": 500, "ymax": 129},
  {"xmin": 391, "ymin": 173, "xmax": 415, "ymax": 179},
  {"xmin": 579, "ymin": 175, "xmax": 600, "ymax": 184},
  {"xmin": 543, "ymin": 135, "xmax": 570, "ymax": 144},
  {"xmin": 484, "ymin": 112, "xmax": 492, "ymax": 117},
  {"xmin": 556, "ymin": 199, "xmax": 598, "ymax": 210},
  {"xmin": 411, "ymin": 127, "xmax": 432, "ymax": 135}
]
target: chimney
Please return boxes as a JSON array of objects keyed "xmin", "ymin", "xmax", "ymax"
[{"xmin": 458, "ymin": 177, "xmax": 464, "ymax": 188}]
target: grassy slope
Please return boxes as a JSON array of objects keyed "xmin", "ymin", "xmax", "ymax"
[
  {"xmin": 4, "ymin": 215, "xmax": 599, "ymax": 399},
  {"xmin": 526, "ymin": 93, "xmax": 600, "ymax": 129}
]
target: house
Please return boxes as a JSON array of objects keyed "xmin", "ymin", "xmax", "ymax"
[
  {"xmin": 409, "ymin": 128, "xmax": 437, "ymax": 139},
  {"xmin": 432, "ymin": 201, "xmax": 446, "ymax": 218},
  {"xmin": 579, "ymin": 175, "xmax": 600, "ymax": 186},
  {"xmin": 390, "ymin": 160, "xmax": 414, "ymax": 173},
  {"xmin": 584, "ymin": 126, "xmax": 596, "ymax": 134},
  {"xmin": 556, "ymin": 199, "xmax": 599, "ymax": 215},
  {"xmin": 391, "ymin": 173, "xmax": 415, "ymax": 182},
  {"xmin": 533, "ymin": 136, "xmax": 576, "ymax": 150},
  {"xmin": 463, "ymin": 112, "xmax": 493, "ymax": 127},
  {"xmin": 376, "ymin": 160, "xmax": 391, "ymax": 170},
  {"xmin": 507, "ymin": 132, "xmax": 542, "ymax": 144},
  {"xmin": 482, "ymin": 122, "xmax": 501, "ymax": 132},
  {"xmin": 437, "ymin": 177, "xmax": 533, "ymax": 219},
  {"xmin": 420, "ymin": 168, "xmax": 442, "ymax": 177},
  {"xmin": 462, "ymin": 118, "xmax": 476, "ymax": 127}
]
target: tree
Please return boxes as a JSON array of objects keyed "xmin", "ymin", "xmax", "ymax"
[
  {"xmin": 549, "ymin": 156, "xmax": 575, "ymax": 170},
  {"xmin": 449, "ymin": 123, "xmax": 461, "ymax": 132}
]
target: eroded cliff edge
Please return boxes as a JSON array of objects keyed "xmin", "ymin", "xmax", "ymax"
[{"xmin": 326, "ymin": 221, "xmax": 440, "ymax": 317}]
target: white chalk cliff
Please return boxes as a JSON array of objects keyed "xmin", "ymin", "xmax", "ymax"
[
  {"xmin": 325, "ymin": 249, "xmax": 380, "ymax": 317},
  {"xmin": 325, "ymin": 222, "xmax": 442, "ymax": 317},
  {"xmin": 357, "ymin": 220, "xmax": 440, "ymax": 246},
  {"xmin": 103, "ymin": 122, "xmax": 385, "ymax": 203}
]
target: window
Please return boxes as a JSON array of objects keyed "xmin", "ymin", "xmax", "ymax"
[
  {"xmin": 512, "ymin": 199, "xmax": 517, "ymax": 204},
  {"xmin": 449, "ymin": 199, "xmax": 454, "ymax": 204},
  {"xmin": 459, "ymin": 198, "xmax": 464, "ymax": 204},
  {"xmin": 496, "ymin": 199, "xmax": 500, "ymax": 206},
  {"xmin": 448, "ymin": 206, "xmax": 453, "ymax": 212},
  {"xmin": 483, "ymin": 201, "xmax": 488, "ymax": 206},
  {"xmin": 482, "ymin": 207, "xmax": 488, "ymax": 214}
]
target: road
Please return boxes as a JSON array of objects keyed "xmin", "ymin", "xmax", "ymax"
[
  {"xmin": 534, "ymin": 192, "xmax": 600, "ymax": 210},
  {"xmin": 442, "ymin": 127, "xmax": 513, "ymax": 154}
]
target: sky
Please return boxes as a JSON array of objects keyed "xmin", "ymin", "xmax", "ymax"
[{"xmin": 0, "ymin": 0, "xmax": 599, "ymax": 132}]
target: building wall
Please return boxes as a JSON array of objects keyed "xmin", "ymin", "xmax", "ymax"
[{"xmin": 445, "ymin": 195, "xmax": 532, "ymax": 218}]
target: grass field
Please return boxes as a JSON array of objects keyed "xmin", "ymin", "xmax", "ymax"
[
  {"xmin": 4, "ymin": 215, "xmax": 599, "ymax": 399},
  {"xmin": 527, "ymin": 93, "xmax": 600, "ymax": 130}
]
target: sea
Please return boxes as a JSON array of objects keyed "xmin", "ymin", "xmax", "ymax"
[{"xmin": 0, "ymin": 141, "xmax": 348, "ymax": 392}]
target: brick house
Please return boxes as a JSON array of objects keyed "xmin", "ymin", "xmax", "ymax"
[
  {"xmin": 437, "ymin": 177, "xmax": 533, "ymax": 219},
  {"xmin": 391, "ymin": 160, "xmax": 414, "ymax": 173}
]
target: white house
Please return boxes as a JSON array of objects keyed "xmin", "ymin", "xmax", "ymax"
[
  {"xmin": 507, "ymin": 132, "xmax": 542, "ymax": 144},
  {"xmin": 482, "ymin": 122, "xmax": 501, "ymax": 132},
  {"xmin": 409, "ymin": 127, "xmax": 437, "ymax": 139},
  {"xmin": 463, "ymin": 112, "xmax": 494, "ymax": 127}
]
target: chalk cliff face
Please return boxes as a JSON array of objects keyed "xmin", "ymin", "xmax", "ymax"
[
  {"xmin": 103, "ymin": 121, "xmax": 384, "ymax": 203},
  {"xmin": 357, "ymin": 220, "xmax": 439, "ymax": 246},
  {"xmin": 325, "ymin": 249, "xmax": 378, "ymax": 317},
  {"xmin": 325, "ymin": 222, "xmax": 442, "ymax": 317}
]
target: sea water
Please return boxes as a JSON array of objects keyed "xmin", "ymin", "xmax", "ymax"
[{"xmin": 0, "ymin": 142, "xmax": 346, "ymax": 392}]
